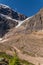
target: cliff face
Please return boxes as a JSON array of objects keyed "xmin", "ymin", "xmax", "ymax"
[
  {"xmin": 0, "ymin": 14, "xmax": 18, "ymax": 37},
  {"xmin": 0, "ymin": 4, "xmax": 27, "ymax": 37}
]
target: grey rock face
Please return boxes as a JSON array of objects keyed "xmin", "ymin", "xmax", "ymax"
[
  {"xmin": 0, "ymin": 14, "xmax": 18, "ymax": 37},
  {"xmin": 0, "ymin": 4, "xmax": 27, "ymax": 20}
]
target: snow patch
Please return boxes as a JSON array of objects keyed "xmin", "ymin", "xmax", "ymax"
[
  {"xmin": 16, "ymin": 21, "xmax": 23, "ymax": 28},
  {"xmin": 0, "ymin": 4, "xmax": 10, "ymax": 8},
  {"xmin": 0, "ymin": 38, "xmax": 2, "ymax": 41},
  {"xmin": 0, "ymin": 14, "xmax": 19, "ymax": 22},
  {"xmin": 16, "ymin": 16, "xmax": 33, "ymax": 28}
]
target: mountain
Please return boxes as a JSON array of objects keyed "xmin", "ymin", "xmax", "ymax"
[
  {"xmin": 0, "ymin": 4, "xmax": 27, "ymax": 37},
  {"xmin": 0, "ymin": 4, "xmax": 43, "ymax": 65},
  {"xmin": 2, "ymin": 7, "xmax": 43, "ymax": 57}
]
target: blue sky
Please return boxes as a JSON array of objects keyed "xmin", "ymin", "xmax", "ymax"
[{"xmin": 0, "ymin": 0, "xmax": 43, "ymax": 16}]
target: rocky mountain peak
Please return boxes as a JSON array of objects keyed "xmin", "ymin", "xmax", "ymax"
[{"xmin": 0, "ymin": 4, "xmax": 27, "ymax": 20}]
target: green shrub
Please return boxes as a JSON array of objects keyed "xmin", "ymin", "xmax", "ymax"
[
  {"xmin": 9, "ymin": 53, "xmax": 21, "ymax": 65},
  {"xmin": 0, "ymin": 52, "xmax": 35, "ymax": 65}
]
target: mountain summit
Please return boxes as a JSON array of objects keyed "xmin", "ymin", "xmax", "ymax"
[{"xmin": 0, "ymin": 4, "xmax": 27, "ymax": 20}]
